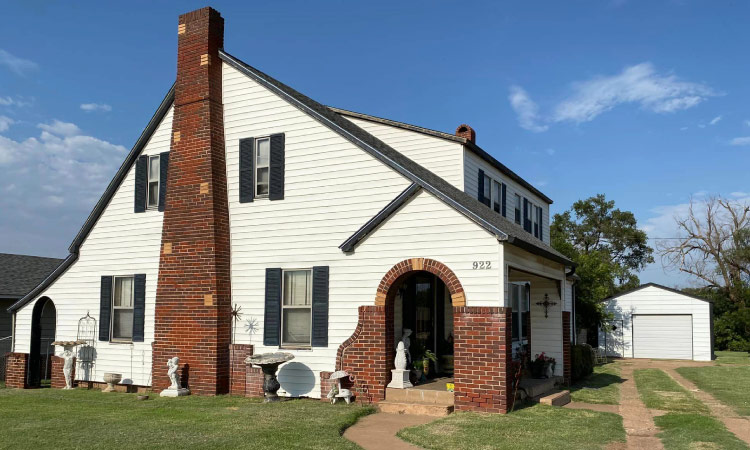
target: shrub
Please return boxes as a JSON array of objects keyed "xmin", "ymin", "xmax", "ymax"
[
  {"xmin": 571, "ymin": 343, "xmax": 594, "ymax": 381},
  {"xmin": 715, "ymin": 309, "xmax": 750, "ymax": 352}
]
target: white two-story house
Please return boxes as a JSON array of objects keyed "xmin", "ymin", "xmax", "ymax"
[{"xmin": 6, "ymin": 7, "xmax": 574, "ymax": 414}]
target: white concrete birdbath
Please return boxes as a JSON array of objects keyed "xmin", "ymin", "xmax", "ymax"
[{"xmin": 245, "ymin": 352, "xmax": 294, "ymax": 403}]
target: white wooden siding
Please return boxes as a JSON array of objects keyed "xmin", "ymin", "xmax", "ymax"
[
  {"xmin": 342, "ymin": 116, "xmax": 464, "ymax": 190},
  {"xmin": 507, "ymin": 269, "xmax": 564, "ymax": 377},
  {"xmin": 223, "ymin": 62, "xmax": 502, "ymax": 397},
  {"xmin": 12, "ymin": 106, "xmax": 173, "ymax": 386},
  {"xmin": 464, "ymin": 150, "xmax": 550, "ymax": 244},
  {"xmin": 599, "ymin": 285, "xmax": 712, "ymax": 361}
]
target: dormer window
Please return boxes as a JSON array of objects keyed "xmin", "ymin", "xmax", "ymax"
[
  {"xmin": 147, "ymin": 155, "xmax": 160, "ymax": 209},
  {"xmin": 255, "ymin": 137, "xmax": 270, "ymax": 198}
]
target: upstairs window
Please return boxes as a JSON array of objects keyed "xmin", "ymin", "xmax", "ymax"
[
  {"xmin": 482, "ymin": 174, "xmax": 491, "ymax": 207},
  {"xmin": 533, "ymin": 205, "xmax": 540, "ymax": 238},
  {"xmin": 514, "ymin": 194, "xmax": 522, "ymax": 225},
  {"xmin": 147, "ymin": 155, "xmax": 160, "ymax": 209},
  {"xmin": 493, "ymin": 180, "xmax": 501, "ymax": 214},
  {"xmin": 255, "ymin": 137, "xmax": 270, "ymax": 198}
]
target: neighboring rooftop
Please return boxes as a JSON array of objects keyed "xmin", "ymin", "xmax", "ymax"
[
  {"xmin": 0, "ymin": 253, "xmax": 64, "ymax": 299},
  {"xmin": 329, "ymin": 106, "xmax": 554, "ymax": 205}
]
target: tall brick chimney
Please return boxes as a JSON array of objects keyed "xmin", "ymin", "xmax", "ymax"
[{"xmin": 152, "ymin": 7, "xmax": 232, "ymax": 395}]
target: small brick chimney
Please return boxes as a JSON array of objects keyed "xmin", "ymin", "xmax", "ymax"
[
  {"xmin": 455, "ymin": 124, "xmax": 476, "ymax": 143},
  {"xmin": 152, "ymin": 7, "xmax": 232, "ymax": 395}
]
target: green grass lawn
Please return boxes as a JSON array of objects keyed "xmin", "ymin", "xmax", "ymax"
[
  {"xmin": 654, "ymin": 413, "xmax": 749, "ymax": 450},
  {"xmin": 0, "ymin": 388, "xmax": 373, "ymax": 449},
  {"xmin": 633, "ymin": 368, "xmax": 709, "ymax": 414},
  {"xmin": 714, "ymin": 350, "xmax": 750, "ymax": 366},
  {"xmin": 676, "ymin": 361, "xmax": 750, "ymax": 416},
  {"xmin": 397, "ymin": 405, "xmax": 626, "ymax": 450},
  {"xmin": 569, "ymin": 363, "xmax": 622, "ymax": 405}
]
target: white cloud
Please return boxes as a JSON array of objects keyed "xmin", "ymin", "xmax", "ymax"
[
  {"xmin": 508, "ymin": 85, "xmax": 548, "ymax": 132},
  {"xmin": 0, "ymin": 115, "xmax": 13, "ymax": 132},
  {"xmin": 0, "ymin": 49, "xmax": 38, "ymax": 76},
  {"xmin": 37, "ymin": 120, "xmax": 81, "ymax": 137},
  {"xmin": 729, "ymin": 136, "xmax": 750, "ymax": 146},
  {"xmin": 0, "ymin": 121, "xmax": 127, "ymax": 253},
  {"xmin": 730, "ymin": 191, "xmax": 750, "ymax": 198},
  {"xmin": 0, "ymin": 95, "xmax": 33, "ymax": 107},
  {"xmin": 709, "ymin": 115, "xmax": 722, "ymax": 125},
  {"xmin": 80, "ymin": 103, "xmax": 112, "ymax": 113},
  {"xmin": 552, "ymin": 63, "xmax": 716, "ymax": 123}
]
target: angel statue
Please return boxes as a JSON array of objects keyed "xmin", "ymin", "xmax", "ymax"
[{"xmin": 167, "ymin": 357, "xmax": 180, "ymax": 390}]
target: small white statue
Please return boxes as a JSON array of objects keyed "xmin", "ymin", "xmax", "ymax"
[
  {"xmin": 394, "ymin": 341, "xmax": 407, "ymax": 370},
  {"xmin": 401, "ymin": 328, "xmax": 412, "ymax": 365},
  {"xmin": 327, "ymin": 371, "xmax": 353, "ymax": 404},
  {"xmin": 160, "ymin": 356, "xmax": 190, "ymax": 397},
  {"xmin": 62, "ymin": 349, "xmax": 74, "ymax": 390},
  {"xmin": 167, "ymin": 357, "xmax": 180, "ymax": 390}
]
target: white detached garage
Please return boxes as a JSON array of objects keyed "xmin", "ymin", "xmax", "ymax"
[{"xmin": 598, "ymin": 283, "xmax": 714, "ymax": 361}]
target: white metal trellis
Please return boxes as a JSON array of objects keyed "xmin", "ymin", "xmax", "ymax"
[{"xmin": 76, "ymin": 312, "xmax": 97, "ymax": 383}]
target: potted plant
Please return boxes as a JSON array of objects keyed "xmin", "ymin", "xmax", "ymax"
[
  {"xmin": 531, "ymin": 353, "xmax": 556, "ymax": 378},
  {"xmin": 420, "ymin": 350, "xmax": 438, "ymax": 376}
]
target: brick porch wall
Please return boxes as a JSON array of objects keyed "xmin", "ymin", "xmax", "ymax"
[
  {"xmin": 245, "ymin": 366, "xmax": 263, "ymax": 398},
  {"xmin": 319, "ymin": 371, "xmax": 333, "ymax": 402},
  {"xmin": 5, "ymin": 353, "xmax": 28, "ymax": 389},
  {"xmin": 336, "ymin": 305, "xmax": 388, "ymax": 403},
  {"xmin": 562, "ymin": 311, "xmax": 571, "ymax": 384},
  {"xmin": 453, "ymin": 307, "xmax": 512, "ymax": 414},
  {"xmin": 50, "ymin": 356, "xmax": 75, "ymax": 389},
  {"xmin": 229, "ymin": 344, "xmax": 253, "ymax": 396}
]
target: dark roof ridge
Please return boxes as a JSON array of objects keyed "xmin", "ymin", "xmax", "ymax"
[
  {"xmin": 600, "ymin": 282, "xmax": 713, "ymax": 303},
  {"xmin": 329, "ymin": 106, "xmax": 553, "ymax": 204}
]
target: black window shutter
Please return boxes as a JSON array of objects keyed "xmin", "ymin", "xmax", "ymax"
[
  {"xmin": 269, "ymin": 133, "xmax": 285, "ymax": 201},
  {"xmin": 264, "ymin": 268, "xmax": 282, "ymax": 346},
  {"xmin": 99, "ymin": 276, "xmax": 113, "ymax": 341},
  {"xmin": 523, "ymin": 198, "xmax": 531, "ymax": 232},
  {"xmin": 157, "ymin": 152, "xmax": 169, "ymax": 212},
  {"xmin": 134, "ymin": 155, "xmax": 148, "ymax": 213},
  {"xmin": 501, "ymin": 183, "xmax": 507, "ymax": 217},
  {"xmin": 477, "ymin": 169, "xmax": 485, "ymax": 204},
  {"xmin": 132, "ymin": 274, "xmax": 146, "ymax": 342},
  {"xmin": 311, "ymin": 266, "xmax": 329, "ymax": 347},
  {"xmin": 239, "ymin": 138, "xmax": 255, "ymax": 203}
]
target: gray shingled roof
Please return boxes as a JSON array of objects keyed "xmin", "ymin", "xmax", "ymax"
[{"xmin": 0, "ymin": 253, "xmax": 64, "ymax": 299}]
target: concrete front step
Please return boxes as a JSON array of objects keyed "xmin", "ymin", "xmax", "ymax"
[
  {"xmin": 538, "ymin": 390, "xmax": 571, "ymax": 407},
  {"xmin": 385, "ymin": 387, "xmax": 454, "ymax": 406},
  {"xmin": 378, "ymin": 401, "xmax": 455, "ymax": 417}
]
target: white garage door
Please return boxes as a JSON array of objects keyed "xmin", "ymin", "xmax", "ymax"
[{"xmin": 633, "ymin": 315, "xmax": 693, "ymax": 360}]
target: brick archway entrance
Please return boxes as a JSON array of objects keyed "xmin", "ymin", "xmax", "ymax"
[{"xmin": 336, "ymin": 258, "xmax": 513, "ymax": 413}]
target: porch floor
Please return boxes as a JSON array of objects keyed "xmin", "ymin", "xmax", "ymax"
[{"xmin": 413, "ymin": 377, "xmax": 453, "ymax": 391}]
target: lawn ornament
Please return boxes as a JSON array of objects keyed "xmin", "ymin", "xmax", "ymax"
[{"xmin": 327, "ymin": 370, "xmax": 354, "ymax": 404}]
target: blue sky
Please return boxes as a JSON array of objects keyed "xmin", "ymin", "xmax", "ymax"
[{"xmin": 1, "ymin": 1, "xmax": 748, "ymax": 288}]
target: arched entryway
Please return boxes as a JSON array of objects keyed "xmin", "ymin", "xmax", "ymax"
[{"xmin": 28, "ymin": 297, "xmax": 56, "ymax": 387}]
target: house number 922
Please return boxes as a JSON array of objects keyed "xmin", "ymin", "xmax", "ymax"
[{"xmin": 472, "ymin": 261, "xmax": 491, "ymax": 269}]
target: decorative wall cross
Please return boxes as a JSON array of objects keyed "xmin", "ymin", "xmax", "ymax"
[{"xmin": 536, "ymin": 294, "xmax": 558, "ymax": 318}]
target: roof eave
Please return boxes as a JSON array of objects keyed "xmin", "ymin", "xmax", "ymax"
[{"xmin": 506, "ymin": 236, "xmax": 575, "ymax": 267}]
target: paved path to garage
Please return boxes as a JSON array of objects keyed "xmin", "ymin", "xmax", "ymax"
[
  {"xmin": 344, "ymin": 412, "xmax": 435, "ymax": 450},
  {"xmin": 617, "ymin": 362, "xmax": 664, "ymax": 450}
]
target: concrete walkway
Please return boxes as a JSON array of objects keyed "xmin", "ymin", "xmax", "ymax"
[
  {"xmin": 664, "ymin": 366, "xmax": 750, "ymax": 445},
  {"xmin": 617, "ymin": 363, "xmax": 664, "ymax": 450},
  {"xmin": 344, "ymin": 412, "xmax": 435, "ymax": 450}
]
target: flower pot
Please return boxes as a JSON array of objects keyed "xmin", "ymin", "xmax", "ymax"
[{"xmin": 103, "ymin": 373, "xmax": 122, "ymax": 392}]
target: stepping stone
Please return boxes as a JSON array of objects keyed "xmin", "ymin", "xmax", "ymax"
[{"xmin": 539, "ymin": 390, "xmax": 571, "ymax": 407}]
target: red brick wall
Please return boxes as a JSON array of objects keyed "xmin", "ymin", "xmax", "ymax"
[
  {"xmin": 245, "ymin": 366, "xmax": 264, "ymax": 398},
  {"xmin": 562, "ymin": 311, "xmax": 571, "ymax": 384},
  {"xmin": 229, "ymin": 344, "xmax": 253, "ymax": 396},
  {"xmin": 50, "ymin": 356, "xmax": 75, "ymax": 389},
  {"xmin": 152, "ymin": 7, "xmax": 232, "ymax": 396},
  {"xmin": 5, "ymin": 353, "xmax": 28, "ymax": 389},
  {"xmin": 453, "ymin": 307, "xmax": 512, "ymax": 414},
  {"xmin": 336, "ymin": 305, "xmax": 388, "ymax": 403}
]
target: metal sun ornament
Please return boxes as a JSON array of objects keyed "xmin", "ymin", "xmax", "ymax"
[
  {"xmin": 244, "ymin": 317, "xmax": 259, "ymax": 335},
  {"xmin": 536, "ymin": 294, "xmax": 558, "ymax": 319}
]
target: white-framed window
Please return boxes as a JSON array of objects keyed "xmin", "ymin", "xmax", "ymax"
[
  {"xmin": 482, "ymin": 174, "xmax": 491, "ymax": 207},
  {"xmin": 112, "ymin": 276, "xmax": 134, "ymax": 342},
  {"xmin": 510, "ymin": 283, "xmax": 529, "ymax": 341},
  {"xmin": 281, "ymin": 269, "xmax": 312, "ymax": 347},
  {"xmin": 492, "ymin": 180, "xmax": 502, "ymax": 214},
  {"xmin": 514, "ymin": 194, "xmax": 522, "ymax": 225},
  {"xmin": 255, "ymin": 137, "xmax": 270, "ymax": 197},
  {"xmin": 147, "ymin": 155, "xmax": 160, "ymax": 209}
]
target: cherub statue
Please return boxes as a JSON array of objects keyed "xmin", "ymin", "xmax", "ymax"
[
  {"xmin": 394, "ymin": 341, "xmax": 407, "ymax": 370},
  {"xmin": 167, "ymin": 357, "xmax": 180, "ymax": 390},
  {"xmin": 401, "ymin": 329, "xmax": 412, "ymax": 365},
  {"xmin": 62, "ymin": 349, "xmax": 74, "ymax": 390}
]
